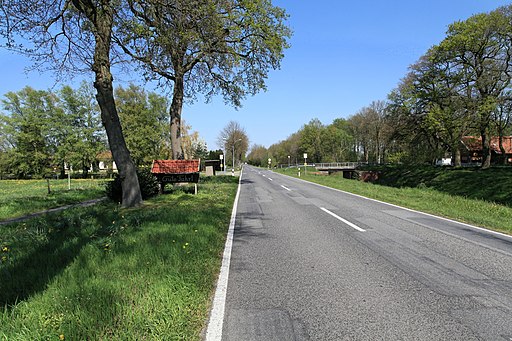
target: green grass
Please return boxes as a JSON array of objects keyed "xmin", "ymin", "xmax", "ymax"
[
  {"xmin": 363, "ymin": 165, "xmax": 512, "ymax": 207},
  {"xmin": 0, "ymin": 175, "xmax": 238, "ymax": 340},
  {"xmin": 0, "ymin": 179, "xmax": 106, "ymax": 221},
  {"xmin": 276, "ymin": 166, "xmax": 512, "ymax": 235}
]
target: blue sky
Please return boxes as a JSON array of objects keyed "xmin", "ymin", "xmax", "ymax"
[{"xmin": 1, "ymin": 1, "xmax": 510, "ymax": 150}]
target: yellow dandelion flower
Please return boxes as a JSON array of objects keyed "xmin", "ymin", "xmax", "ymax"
[
  {"xmin": 59, "ymin": 334, "xmax": 65, "ymax": 340},
  {"xmin": 2, "ymin": 246, "xmax": 8, "ymax": 252}
]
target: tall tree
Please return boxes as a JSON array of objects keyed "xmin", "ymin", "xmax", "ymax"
[
  {"xmin": 181, "ymin": 120, "xmax": 208, "ymax": 160},
  {"xmin": 1, "ymin": 0, "xmax": 143, "ymax": 206},
  {"xmin": 115, "ymin": 84, "xmax": 171, "ymax": 166},
  {"xmin": 353, "ymin": 101, "xmax": 389, "ymax": 164},
  {"xmin": 403, "ymin": 50, "xmax": 470, "ymax": 166},
  {"xmin": 299, "ymin": 118, "xmax": 324, "ymax": 163},
  {"xmin": 493, "ymin": 96, "xmax": 512, "ymax": 164},
  {"xmin": 388, "ymin": 69, "xmax": 463, "ymax": 165},
  {"xmin": 247, "ymin": 144, "xmax": 268, "ymax": 167},
  {"xmin": 320, "ymin": 118, "xmax": 354, "ymax": 162},
  {"xmin": 115, "ymin": 0, "xmax": 291, "ymax": 159},
  {"xmin": 58, "ymin": 83, "xmax": 106, "ymax": 177},
  {"xmin": 1, "ymin": 87, "xmax": 56, "ymax": 178},
  {"xmin": 217, "ymin": 121, "xmax": 249, "ymax": 169},
  {"xmin": 266, "ymin": 131, "xmax": 302, "ymax": 166},
  {"xmin": 437, "ymin": 7, "xmax": 512, "ymax": 168}
]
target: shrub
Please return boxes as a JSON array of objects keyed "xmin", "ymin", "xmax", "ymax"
[{"xmin": 105, "ymin": 169, "xmax": 159, "ymax": 202}]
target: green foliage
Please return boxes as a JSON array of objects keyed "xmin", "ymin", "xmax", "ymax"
[
  {"xmin": 105, "ymin": 169, "xmax": 159, "ymax": 202},
  {"xmin": 299, "ymin": 118, "xmax": 325, "ymax": 163},
  {"xmin": 322, "ymin": 118, "xmax": 354, "ymax": 162},
  {"xmin": 1, "ymin": 87, "xmax": 55, "ymax": 178},
  {"xmin": 383, "ymin": 5, "xmax": 512, "ymax": 166},
  {"xmin": 192, "ymin": 139, "xmax": 209, "ymax": 160},
  {"xmin": 115, "ymin": 0, "xmax": 291, "ymax": 159},
  {"xmin": 247, "ymin": 144, "xmax": 268, "ymax": 167},
  {"xmin": 0, "ymin": 179, "xmax": 238, "ymax": 339},
  {"xmin": 115, "ymin": 84, "xmax": 171, "ymax": 166},
  {"xmin": 385, "ymin": 151, "xmax": 408, "ymax": 164},
  {"xmin": 207, "ymin": 149, "xmax": 223, "ymax": 161},
  {"xmin": 218, "ymin": 121, "xmax": 249, "ymax": 167},
  {"xmin": 57, "ymin": 83, "xmax": 105, "ymax": 176},
  {"xmin": 260, "ymin": 117, "xmax": 357, "ymax": 167},
  {"xmin": 1, "ymin": 84, "xmax": 107, "ymax": 179},
  {"xmin": 117, "ymin": 0, "xmax": 292, "ymax": 107}
]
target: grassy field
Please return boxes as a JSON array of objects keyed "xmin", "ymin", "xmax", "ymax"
[
  {"xmin": 0, "ymin": 179, "xmax": 106, "ymax": 222},
  {"xmin": 0, "ymin": 176, "xmax": 238, "ymax": 340},
  {"xmin": 275, "ymin": 166, "xmax": 512, "ymax": 235}
]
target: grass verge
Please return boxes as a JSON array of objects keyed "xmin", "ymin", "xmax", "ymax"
[
  {"xmin": 0, "ymin": 179, "xmax": 106, "ymax": 222},
  {"xmin": 275, "ymin": 167, "xmax": 512, "ymax": 235},
  {"xmin": 363, "ymin": 165, "xmax": 512, "ymax": 207},
  {"xmin": 0, "ymin": 175, "xmax": 238, "ymax": 340}
]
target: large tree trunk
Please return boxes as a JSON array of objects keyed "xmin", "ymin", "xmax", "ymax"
[
  {"xmin": 498, "ymin": 134, "xmax": 507, "ymax": 165},
  {"xmin": 86, "ymin": 0, "xmax": 142, "ymax": 207},
  {"xmin": 170, "ymin": 75, "xmax": 184, "ymax": 160},
  {"xmin": 481, "ymin": 131, "xmax": 492, "ymax": 169},
  {"xmin": 452, "ymin": 148, "xmax": 461, "ymax": 167}
]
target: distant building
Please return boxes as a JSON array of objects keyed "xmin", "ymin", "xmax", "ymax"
[
  {"xmin": 96, "ymin": 151, "xmax": 117, "ymax": 172},
  {"xmin": 460, "ymin": 136, "xmax": 512, "ymax": 164}
]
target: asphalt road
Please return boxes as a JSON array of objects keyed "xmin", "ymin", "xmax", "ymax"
[{"xmin": 220, "ymin": 165, "xmax": 512, "ymax": 340}]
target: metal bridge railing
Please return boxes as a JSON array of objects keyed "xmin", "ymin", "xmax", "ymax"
[{"xmin": 315, "ymin": 162, "xmax": 362, "ymax": 170}]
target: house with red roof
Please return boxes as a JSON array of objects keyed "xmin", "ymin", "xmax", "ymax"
[{"xmin": 460, "ymin": 136, "xmax": 512, "ymax": 164}]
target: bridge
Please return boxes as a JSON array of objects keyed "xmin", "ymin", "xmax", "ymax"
[
  {"xmin": 314, "ymin": 162, "xmax": 365, "ymax": 178},
  {"xmin": 315, "ymin": 162, "xmax": 363, "ymax": 171}
]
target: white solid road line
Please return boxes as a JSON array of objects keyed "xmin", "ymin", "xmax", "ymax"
[
  {"xmin": 281, "ymin": 185, "xmax": 291, "ymax": 191},
  {"xmin": 205, "ymin": 168, "xmax": 243, "ymax": 341},
  {"xmin": 320, "ymin": 207, "xmax": 366, "ymax": 232}
]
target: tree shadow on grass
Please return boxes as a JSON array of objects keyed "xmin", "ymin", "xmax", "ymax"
[
  {"xmin": 0, "ymin": 180, "xmax": 238, "ymax": 309},
  {"xmin": 0, "ymin": 205, "xmax": 116, "ymax": 307},
  {"xmin": 0, "ymin": 196, "xmax": 63, "ymax": 221},
  {"xmin": 427, "ymin": 169, "xmax": 512, "ymax": 207}
]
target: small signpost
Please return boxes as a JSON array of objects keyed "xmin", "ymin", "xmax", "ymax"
[
  {"xmin": 303, "ymin": 153, "xmax": 308, "ymax": 175},
  {"xmin": 151, "ymin": 159, "xmax": 201, "ymax": 194}
]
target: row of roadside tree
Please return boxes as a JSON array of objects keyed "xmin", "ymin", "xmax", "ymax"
[{"xmin": 249, "ymin": 5, "xmax": 512, "ymax": 169}]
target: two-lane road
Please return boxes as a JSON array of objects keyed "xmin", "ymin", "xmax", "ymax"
[{"xmin": 210, "ymin": 165, "xmax": 512, "ymax": 340}]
